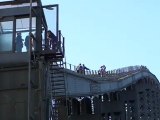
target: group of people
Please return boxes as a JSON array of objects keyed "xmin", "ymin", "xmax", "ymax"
[
  {"xmin": 15, "ymin": 32, "xmax": 35, "ymax": 52},
  {"xmin": 15, "ymin": 30, "xmax": 58, "ymax": 52},
  {"xmin": 76, "ymin": 63, "xmax": 89, "ymax": 74},
  {"xmin": 76, "ymin": 64, "xmax": 106, "ymax": 76}
]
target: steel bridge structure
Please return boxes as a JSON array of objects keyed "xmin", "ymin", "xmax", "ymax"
[{"xmin": 0, "ymin": 0, "xmax": 159, "ymax": 120}]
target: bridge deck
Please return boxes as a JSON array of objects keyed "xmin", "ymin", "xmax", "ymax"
[{"xmin": 64, "ymin": 68, "xmax": 159, "ymax": 97}]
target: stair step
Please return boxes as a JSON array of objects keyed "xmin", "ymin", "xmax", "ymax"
[
  {"xmin": 50, "ymin": 71, "xmax": 64, "ymax": 76},
  {"xmin": 51, "ymin": 79, "xmax": 64, "ymax": 81},
  {"xmin": 50, "ymin": 68, "xmax": 63, "ymax": 71},
  {"xmin": 51, "ymin": 76, "xmax": 64, "ymax": 79},
  {"xmin": 52, "ymin": 92, "xmax": 66, "ymax": 96},
  {"xmin": 52, "ymin": 89, "xmax": 65, "ymax": 93},
  {"xmin": 54, "ymin": 94, "xmax": 66, "ymax": 97},
  {"xmin": 51, "ymin": 74, "xmax": 64, "ymax": 77},
  {"xmin": 51, "ymin": 75, "xmax": 64, "ymax": 79},
  {"xmin": 52, "ymin": 82, "xmax": 65, "ymax": 87},
  {"xmin": 52, "ymin": 82, "xmax": 65, "ymax": 84},
  {"xmin": 53, "ymin": 82, "xmax": 65, "ymax": 87},
  {"xmin": 51, "ymin": 78, "xmax": 64, "ymax": 81},
  {"xmin": 50, "ymin": 64, "xmax": 64, "ymax": 66},
  {"xmin": 52, "ymin": 88, "xmax": 65, "ymax": 91},
  {"xmin": 52, "ymin": 91, "xmax": 66, "ymax": 94},
  {"xmin": 50, "ymin": 69, "xmax": 63, "ymax": 72},
  {"xmin": 51, "ymin": 72, "xmax": 64, "ymax": 74},
  {"xmin": 51, "ymin": 79, "xmax": 65, "ymax": 83},
  {"xmin": 50, "ymin": 71, "xmax": 64, "ymax": 74},
  {"xmin": 52, "ymin": 85, "xmax": 65, "ymax": 88},
  {"xmin": 52, "ymin": 79, "xmax": 64, "ymax": 82},
  {"xmin": 50, "ymin": 63, "xmax": 64, "ymax": 66},
  {"xmin": 53, "ymin": 89, "xmax": 66, "ymax": 92}
]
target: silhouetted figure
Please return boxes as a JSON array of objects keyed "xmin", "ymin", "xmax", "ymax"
[
  {"xmin": 82, "ymin": 64, "xmax": 89, "ymax": 74},
  {"xmin": 82, "ymin": 64, "xmax": 89, "ymax": 70},
  {"xmin": 15, "ymin": 32, "xmax": 23, "ymax": 52},
  {"xmin": 76, "ymin": 63, "xmax": 83, "ymax": 74},
  {"xmin": 24, "ymin": 33, "xmax": 35, "ymax": 51},
  {"xmin": 47, "ymin": 30, "xmax": 57, "ymax": 50},
  {"xmin": 25, "ymin": 35, "xmax": 29, "ymax": 51},
  {"xmin": 98, "ymin": 65, "xmax": 106, "ymax": 77}
]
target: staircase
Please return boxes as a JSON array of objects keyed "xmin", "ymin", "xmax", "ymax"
[
  {"xmin": 44, "ymin": 31, "xmax": 67, "ymax": 120},
  {"xmin": 49, "ymin": 60, "xmax": 67, "ymax": 120},
  {"xmin": 50, "ymin": 61, "xmax": 66, "ymax": 97}
]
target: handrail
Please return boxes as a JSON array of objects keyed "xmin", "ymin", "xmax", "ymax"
[{"xmin": 63, "ymin": 62, "xmax": 149, "ymax": 77}]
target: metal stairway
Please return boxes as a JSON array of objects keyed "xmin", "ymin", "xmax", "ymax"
[
  {"xmin": 49, "ymin": 60, "xmax": 67, "ymax": 120},
  {"xmin": 50, "ymin": 61, "xmax": 66, "ymax": 97}
]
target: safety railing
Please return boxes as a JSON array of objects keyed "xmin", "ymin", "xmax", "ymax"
[
  {"xmin": 64, "ymin": 62, "xmax": 77, "ymax": 71},
  {"xmin": 41, "ymin": 30, "xmax": 64, "ymax": 57},
  {"xmin": 63, "ymin": 62, "xmax": 149, "ymax": 78}
]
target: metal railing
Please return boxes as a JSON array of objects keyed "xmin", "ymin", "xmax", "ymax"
[{"xmin": 63, "ymin": 62, "xmax": 149, "ymax": 77}]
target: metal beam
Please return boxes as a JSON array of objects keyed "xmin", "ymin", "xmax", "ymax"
[
  {"xmin": 0, "ymin": 6, "xmax": 30, "ymax": 17},
  {"xmin": 0, "ymin": 0, "xmax": 37, "ymax": 6}
]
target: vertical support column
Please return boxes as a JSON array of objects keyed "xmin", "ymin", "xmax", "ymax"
[
  {"xmin": 68, "ymin": 98, "xmax": 73, "ymax": 116},
  {"xmin": 128, "ymin": 100, "xmax": 136, "ymax": 120},
  {"xmin": 28, "ymin": 1, "xmax": 32, "ymax": 120},
  {"xmin": 36, "ymin": 6, "xmax": 42, "ymax": 52},
  {"xmin": 156, "ymin": 91, "xmax": 160, "ymax": 119},
  {"xmin": 56, "ymin": 5, "xmax": 59, "ymax": 37}
]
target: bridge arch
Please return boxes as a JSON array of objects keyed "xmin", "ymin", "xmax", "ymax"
[{"xmin": 81, "ymin": 97, "xmax": 92, "ymax": 114}]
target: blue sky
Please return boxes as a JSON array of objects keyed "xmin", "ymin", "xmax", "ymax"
[{"xmin": 42, "ymin": 0, "xmax": 160, "ymax": 80}]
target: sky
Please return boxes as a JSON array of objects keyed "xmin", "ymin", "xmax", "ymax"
[{"xmin": 42, "ymin": 0, "xmax": 160, "ymax": 80}]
